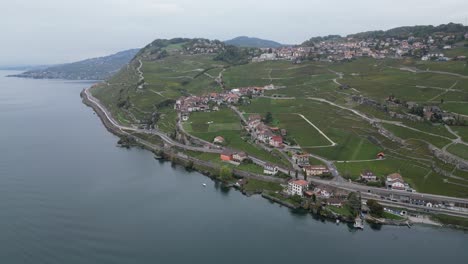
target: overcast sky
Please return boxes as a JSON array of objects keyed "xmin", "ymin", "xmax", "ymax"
[{"xmin": 1, "ymin": 0, "xmax": 467, "ymax": 65}]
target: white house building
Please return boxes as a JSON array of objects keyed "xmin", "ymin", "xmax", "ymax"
[
  {"xmin": 386, "ymin": 173, "xmax": 406, "ymax": 190},
  {"xmin": 288, "ymin": 180, "xmax": 309, "ymax": 197},
  {"xmin": 264, "ymin": 163, "xmax": 279, "ymax": 175}
]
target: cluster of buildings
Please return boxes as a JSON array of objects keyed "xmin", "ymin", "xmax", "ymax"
[
  {"xmin": 287, "ymin": 180, "xmax": 347, "ymax": 207},
  {"xmin": 175, "ymin": 87, "xmax": 265, "ymax": 121},
  {"xmin": 291, "ymin": 152, "xmax": 330, "ymax": 177},
  {"xmin": 183, "ymin": 39, "xmax": 225, "ymax": 55},
  {"xmin": 359, "ymin": 170, "xmax": 412, "ymax": 191},
  {"xmin": 253, "ymin": 33, "xmax": 468, "ymax": 63},
  {"xmin": 385, "ymin": 173, "xmax": 411, "ymax": 191},
  {"xmin": 219, "ymin": 149, "xmax": 280, "ymax": 175},
  {"xmin": 220, "ymin": 149, "xmax": 248, "ymax": 163},
  {"xmin": 406, "ymin": 103, "xmax": 458, "ymax": 124},
  {"xmin": 247, "ymin": 114, "xmax": 286, "ymax": 148}
]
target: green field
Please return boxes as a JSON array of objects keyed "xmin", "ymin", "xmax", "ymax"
[
  {"xmin": 184, "ymin": 108, "xmax": 290, "ymax": 167},
  {"xmin": 91, "ymin": 40, "xmax": 468, "ymax": 198},
  {"xmin": 447, "ymin": 144, "xmax": 468, "ymax": 160},
  {"xmin": 243, "ymin": 179, "xmax": 283, "ymax": 193},
  {"xmin": 441, "ymin": 102, "xmax": 468, "ymax": 115},
  {"xmin": 382, "ymin": 123, "xmax": 452, "ymax": 149}
]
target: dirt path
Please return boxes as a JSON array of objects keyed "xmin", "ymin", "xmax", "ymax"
[{"xmin": 295, "ymin": 113, "xmax": 337, "ymax": 146}]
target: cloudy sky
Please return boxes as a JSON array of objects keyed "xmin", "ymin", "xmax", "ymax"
[{"xmin": 1, "ymin": 0, "xmax": 467, "ymax": 65}]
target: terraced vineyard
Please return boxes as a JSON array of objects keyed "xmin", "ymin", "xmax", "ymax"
[{"xmin": 91, "ymin": 38, "xmax": 468, "ymax": 197}]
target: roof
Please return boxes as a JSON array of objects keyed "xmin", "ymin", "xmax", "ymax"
[
  {"xmin": 361, "ymin": 170, "xmax": 375, "ymax": 176},
  {"xmin": 221, "ymin": 149, "xmax": 233, "ymax": 156},
  {"xmin": 214, "ymin": 136, "xmax": 225, "ymax": 141},
  {"xmin": 291, "ymin": 180, "xmax": 308, "ymax": 186},
  {"xmin": 304, "ymin": 165, "xmax": 328, "ymax": 170},
  {"xmin": 387, "ymin": 173, "xmax": 403, "ymax": 181},
  {"xmin": 234, "ymin": 151, "xmax": 247, "ymax": 157},
  {"xmin": 271, "ymin": 135, "xmax": 282, "ymax": 141}
]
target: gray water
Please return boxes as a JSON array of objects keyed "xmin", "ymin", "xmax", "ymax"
[{"xmin": 0, "ymin": 70, "xmax": 466, "ymax": 264}]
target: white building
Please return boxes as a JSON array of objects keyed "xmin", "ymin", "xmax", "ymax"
[
  {"xmin": 264, "ymin": 163, "xmax": 278, "ymax": 175},
  {"xmin": 288, "ymin": 180, "xmax": 309, "ymax": 197},
  {"xmin": 386, "ymin": 173, "xmax": 406, "ymax": 190}
]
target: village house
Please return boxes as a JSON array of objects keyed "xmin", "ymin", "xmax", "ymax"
[
  {"xmin": 213, "ymin": 136, "xmax": 225, "ymax": 144},
  {"xmin": 313, "ymin": 187, "xmax": 331, "ymax": 199},
  {"xmin": 386, "ymin": 173, "xmax": 406, "ymax": 190},
  {"xmin": 327, "ymin": 198, "xmax": 344, "ymax": 207},
  {"xmin": 360, "ymin": 170, "xmax": 377, "ymax": 182},
  {"xmin": 248, "ymin": 114, "xmax": 262, "ymax": 122},
  {"xmin": 220, "ymin": 150, "xmax": 233, "ymax": 161},
  {"xmin": 269, "ymin": 135, "xmax": 283, "ymax": 148},
  {"xmin": 263, "ymin": 163, "xmax": 279, "ymax": 175},
  {"xmin": 232, "ymin": 151, "xmax": 247, "ymax": 163},
  {"xmin": 287, "ymin": 179, "xmax": 309, "ymax": 197},
  {"xmin": 292, "ymin": 153, "xmax": 310, "ymax": 166},
  {"xmin": 377, "ymin": 152, "xmax": 385, "ymax": 159},
  {"xmin": 303, "ymin": 165, "xmax": 329, "ymax": 176}
]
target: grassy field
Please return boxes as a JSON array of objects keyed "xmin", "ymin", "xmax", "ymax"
[
  {"xmin": 382, "ymin": 211, "xmax": 404, "ymax": 220},
  {"xmin": 382, "ymin": 123, "xmax": 452, "ymax": 149},
  {"xmin": 327, "ymin": 205, "xmax": 354, "ymax": 218},
  {"xmin": 184, "ymin": 108, "xmax": 290, "ymax": 167},
  {"xmin": 450, "ymin": 126, "xmax": 468, "ymax": 142},
  {"xmin": 240, "ymin": 98, "xmax": 383, "ymax": 161},
  {"xmin": 336, "ymin": 157, "xmax": 468, "ymax": 197},
  {"xmin": 441, "ymin": 102, "xmax": 468, "ymax": 115},
  {"xmin": 431, "ymin": 214, "xmax": 468, "ymax": 228},
  {"xmin": 243, "ymin": 179, "xmax": 283, "ymax": 193},
  {"xmin": 446, "ymin": 144, "xmax": 468, "ymax": 160},
  {"xmin": 185, "ymin": 150, "xmax": 265, "ymax": 174}
]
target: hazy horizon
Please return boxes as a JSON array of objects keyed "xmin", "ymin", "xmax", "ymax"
[{"xmin": 2, "ymin": 0, "xmax": 467, "ymax": 65}]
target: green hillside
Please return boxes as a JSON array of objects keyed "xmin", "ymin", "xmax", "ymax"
[{"xmin": 90, "ymin": 36, "xmax": 468, "ymax": 198}]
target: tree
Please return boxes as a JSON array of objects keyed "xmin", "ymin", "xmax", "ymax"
[
  {"xmin": 219, "ymin": 166, "xmax": 233, "ymax": 182},
  {"xmin": 312, "ymin": 194, "xmax": 317, "ymax": 202},
  {"xmin": 367, "ymin": 199, "xmax": 384, "ymax": 217},
  {"xmin": 347, "ymin": 192, "xmax": 361, "ymax": 216},
  {"xmin": 264, "ymin": 112, "xmax": 273, "ymax": 124}
]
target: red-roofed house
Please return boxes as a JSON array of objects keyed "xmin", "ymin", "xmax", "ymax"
[
  {"xmin": 386, "ymin": 173, "xmax": 405, "ymax": 190},
  {"xmin": 288, "ymin": 180, "xmax": 309, "ymax": 196},
  {"xmin": 269, "ymin": 135, "xmax": 283, "ymax": 148},
  {"xmin": 377, "ymin": 152, "xmax": 385, "ymax": 159},
  {"xmin": 220, "ymin": 150, "xmax": 233, "ymax": 161}
]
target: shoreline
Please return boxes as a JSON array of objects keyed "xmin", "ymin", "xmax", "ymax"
[{"xmin": 80, "ymin": 88, "xmax": 466, "ymax": 231}]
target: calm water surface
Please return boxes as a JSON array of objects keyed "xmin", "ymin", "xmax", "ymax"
[{"xmin": 0, "ymin": 71, "xmax": 466, "ymax": 264}]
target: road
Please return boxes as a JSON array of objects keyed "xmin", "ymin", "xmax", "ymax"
[{"xmin": 84, "ymin": 87, "xmax": 468, "ymax": 211}]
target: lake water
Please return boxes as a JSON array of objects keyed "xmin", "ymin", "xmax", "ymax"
[{"xmin": 0, "ymin": 70, "xmax": 466, "ymax": 264}]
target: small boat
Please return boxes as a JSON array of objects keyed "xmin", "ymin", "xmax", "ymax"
[
  {"xmin": 336, "ymin": 219, "xmax": 340, "ymax": 224},
  {"xmin": 354, "ymin": 217, "xmax": 364, "ymax": 230},
  {"xmin": 202, "ymin": 183, "xmax": 207, "ymax": 187}
]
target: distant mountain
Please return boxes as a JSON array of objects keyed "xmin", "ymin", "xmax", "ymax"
[
  {"xmin": 225, "ymin": 36, "xmax": 284, "ymax": 48},
  {"xmin": 9, "ymin": 49, "xmax": 140, "ymax": 80},
  {"xmin": 0, "ymin": 65, "xmax": 50, "ymax": 71}
]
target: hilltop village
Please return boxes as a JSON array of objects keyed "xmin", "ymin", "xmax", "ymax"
[{"xmin": 253, "ymin": 32, "xmax": 468, "ymax": 62}]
